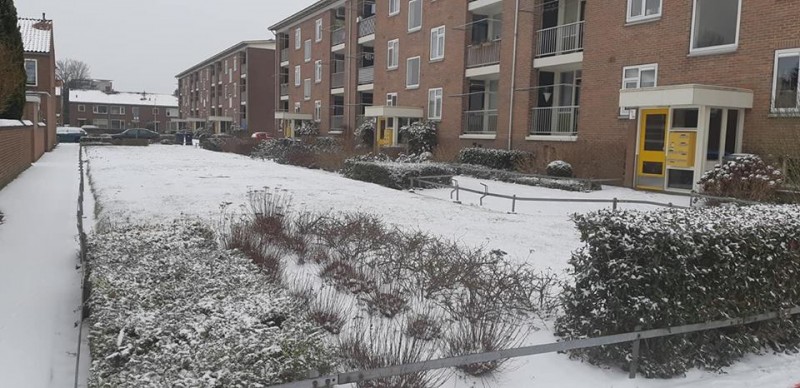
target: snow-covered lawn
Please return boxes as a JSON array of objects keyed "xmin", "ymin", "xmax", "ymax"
[{"xmin": 84, "ymin": 145, "xmax": 800, "ymax": 388}]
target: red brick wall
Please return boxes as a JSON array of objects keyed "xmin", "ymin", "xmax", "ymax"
[{"xmin": 0, "ymin": 125, "xmax": 34, "ymax": 189}]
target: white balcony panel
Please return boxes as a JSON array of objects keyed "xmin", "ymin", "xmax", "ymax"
[
  {"xmin": 465, "ymin": 64, "xmax": 500, "ymax": 78},
  {"xmin": 534, "ymin": 52, "xmax": 583, "ymax": 70}
]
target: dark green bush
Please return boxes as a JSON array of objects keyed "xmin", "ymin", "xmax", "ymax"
[
  {"xmin": 342, "ymin": 160, "xmax": 455, "ymax": 190},
  {"xmin": 458, "ymin": 148, "xmax": 533, "ymax": 171}
]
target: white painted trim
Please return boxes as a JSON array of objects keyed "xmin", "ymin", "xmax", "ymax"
[
  {"xmin": 275, "ymin": 112, "xmax": 312, "ymax": 120},
  {"xmin": 619, "ymin": 84, "xmax": 754, "ymax": 109},
  {"xmin": 460, "ymin": 134, "xmax": 497, "ymax": 140},
  {"xmin": 465, "ymin": 64, "xmax": 501, "ymax": 78},
  {"xmin": 364, "ymin": 105, "xmax": 424, "ymax": 118},
  {"xmin": 468, "ymin": 0, "xmax": 502, "ymax": 13},
  {"xmin": 357, "ymin": 83, "xmax": 374, "ymax": 92},
  {"xmin": 330, "ymin": 87, "xmax": 345, "ymax": 95},
  {"xmin": 771, "ymin": 48, "xmax": 800, "ymax": 113},
  {"xmin": 533, "ymin": 52, "xmax": 584, "ymax": 69},
  {"xmin": 358, "ymin": 34, "xmax": 375, "ymax": 45},
  {"xmin": 525, "ymin": 135, "xmax": 578, "ymax": 142},
  {"xmin": 689, "ymin": 0, "xmax": 741, "ymax": 55},
  {"xmin": 331, "ymin": 43, "xmax": 346, "ymax": 52},
  {"xmin": 626, "ymin": 0, "xmax": 662, "ymax": 23}
]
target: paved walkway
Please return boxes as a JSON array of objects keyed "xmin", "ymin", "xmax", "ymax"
[{"xmin": 0, "ymin": 144, "xmax": 83, "ymax": 387}]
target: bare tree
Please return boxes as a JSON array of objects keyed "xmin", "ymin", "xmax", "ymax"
[{"xmin": 56, "ymin": 58, "xmax": 91, "ymax": 88}]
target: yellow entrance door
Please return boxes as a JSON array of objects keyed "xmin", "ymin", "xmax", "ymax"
[{"xmin": 637, "ymin": 109, "xmax": 669, "ymax": 190}]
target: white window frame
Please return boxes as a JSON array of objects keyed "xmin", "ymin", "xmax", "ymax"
[
  {"xmin": 110, "ymin": 106, "xmax": 126, "ymax": 115},
  {"xmin": 408, "ymin": 0, "xmax": 422, "ymax": 32},
  {"xmin": 304, "ymin": 40, "xmax": 312, "ymax": 63},
  {"xmin": 626, "ymin": 0, "xmax": 662, "ymax": 23},
  {"xmin": 428, "ymin": 88, "xmax": 443, "ymax": 120},
  {"xmin": 771, "ymin": 48, "xmax": 800, "ymax": 113},
  {"xmin": 314, "ymin": 100, "xmax": 322, "ymax": 122},
  {"xmin": 315, "ymin": 60, "xmax": 323, "ymax": 83},
  {"xmin": 386, "ymin": 92, "xmax": 398, "ymax": 106},
  {"xmin": 295, "ymin": 66, "xmax": 302, "ymax": 86},
  {"xmin": 622, "ymin": 63, "xmax": 658, "ymax": 90},
  {"xmin": 78, "ymin": 104, "xmax": 85, "ymax": 112},
  {"xmin": 689, "ymin": 0, "xmax": 742, "ymax": 55},
  {"xmin": 24, "ymin": 59, "xmax": 38, "ymax": 86},
  {"xmin": 389, "ymin": 0, "xmax": 400, "ymax": 16},
  {"xmin": 304, "ymin": 79, "xmax": 312, "ymax": 101},
  {"xmin": 406, "ymin": 56, "xmax": 421, "ymax": 89},
  {"xmin": 430, "ymin": 26, "xmax": 445, "ymax": 61},
  {"xmin": 92, "ymin": 105, "xmax": 108, "ymax": 114},
  {"xmin": 315, "ymin": 19, "xmax": 323, "ymax": 42},
  {"xmin": 387, "ymin": 39, "xmax": 399, "ymax": 70},
  {"xmin": 295, "ymin": 28, "xmax": 302, "ymax": 50}
]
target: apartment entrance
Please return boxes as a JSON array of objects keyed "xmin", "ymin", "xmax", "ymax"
[
  {"xmin": 364, "ymin": 106, "xmax": 423, "ymax": 148},
  {"xmin": 636, "ymin": 109, "xmax": 668, "ymax": 190}
]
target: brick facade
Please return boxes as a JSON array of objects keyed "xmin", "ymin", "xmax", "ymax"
[
  {"xmin": 0, "ymin": 124, "xmax": 35, "ymax": 189},
  {"xmin": 65, "ymin": 92, "xmax": 178, "ymax": 133}
]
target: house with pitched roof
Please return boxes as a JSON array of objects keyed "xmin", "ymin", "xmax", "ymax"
[{"xmin": 20, "ymin": 14, "xmax": 58, "ymax": 155}]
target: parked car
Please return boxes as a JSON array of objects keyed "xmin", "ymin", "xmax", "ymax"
[
  {"xmin": 251, "ymin": 132, "xmax": 273, "ymax": 141},
  {"xmin": 56, "ymin": 127, "xmax": 87, "ymax": 143},
  {"xmin": 110, "ymin": 128, "xmax": 160, "ymax": 140}
]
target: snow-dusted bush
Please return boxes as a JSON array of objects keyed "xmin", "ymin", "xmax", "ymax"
[
  {"xmin": 355, "ymin": 118, "xmax": 376, "ymax": 146},
  {"xmin": 546, "ymin": 160, "xmax": 574, "ymax": 178},
  {"xmin": 444, "ymin": 316, "xmax": 525, "ymax": 377},
  {"xmin": 87, "ymin": 221, "xmax": 334, "ymax": 387},
  {"xmin": 342, "ymin": 159, "xmax": 455, "ymax": 190},
  {"xmin": 556, "ymin": 205, "xmax": 800, "ymax": 378},
  {"xmin": 294, "ymin": 120, "xmax": 320, "ymax": 137},
  {"xmin": 699, "ymin": 154, "xmax": 783, "ymax": 202},
  {"xmin": 0, "ymin": 210, "xmax": 4, "ymax": 225},
  {"xmin": 456, "ymin": 164, "xmax": 595, "ymax": 192},
  {"xmin": 252, "ymin": 138, "xmax": 315, "ymax": 167},
  {"xmin": 399, "ymin": 121, "xmax": 438, "ymax": 155},
  {"xmin": 458, "ymin": 147, "xmax": 534, "ymax": 171}
]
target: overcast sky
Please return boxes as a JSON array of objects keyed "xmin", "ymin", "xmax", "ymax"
[{"xmin": 17, "ymin": 0, "xmax": 319, "ymax": 95}]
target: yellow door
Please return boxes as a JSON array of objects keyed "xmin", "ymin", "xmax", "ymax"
[
  {"xmin": 637, "ymin": 109, "xmax": 669, "ymax": 190},
  {"xmin": 377, "ymin": 118, "xmax": 393, "ymax": 147}
]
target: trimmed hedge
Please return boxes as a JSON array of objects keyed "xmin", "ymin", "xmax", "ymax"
[
  {"xmin": 342, "ymin": 160, "xmax": 455, "ymax": 190},
  {"xmin": 556, "ymin": 205, "xmax": 800, "ymax": 378},
  {"xmin": 458, "ymin": 148, "xmax": 533, "ymax": 171}
]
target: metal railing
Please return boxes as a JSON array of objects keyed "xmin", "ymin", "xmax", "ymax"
[
  {"xmin": 331, "ymin": 72, "xmax": 345, "ymax": 89},
  {"xmin": 531, "ymin": 105, "xmax": 579, "ymax": 136},
  {"xmin": 358, "ymin": 15, "xmax": 376, "ymax": 37},
  {"xmin": 536, "ymin": 20, "xmax": 584, "ymax": 57},
  {"xmin": 466, "ymin": 40, "xmax": 501, "ymax": 68},
  {"xmin": 330, "ymin": 115, "xmax": 344, "ymax": 132},
  {"xmin": 332, "ymin": 28, "xmax": 347, "ymax": 46},
  {"xmin": 280, "ymin": 48, "xmax": 289, "ymax": 62},
  {"xmin": 358, "ymin": 66, "xmax": 374, "ymax": 84},
  {"xmin": 270, "ymin": 305, "xmax": 800, "ymax": 387},
  {"xmin": 280, "ymin": 83, "xmax": 289, "ymax": 96},
  {"xmin": 463, "ymin": 109, "xmax": 498, "ymax": 134}
]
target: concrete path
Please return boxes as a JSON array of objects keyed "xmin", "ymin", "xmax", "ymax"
[{"xmin": 0, "ymin": 144, "xmax": 83, "ymax": 387}]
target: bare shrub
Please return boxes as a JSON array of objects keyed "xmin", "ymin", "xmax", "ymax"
[
  {"xmin": 283, "ymin": 273, "xmax": 315, "ymax": 305},
  {"xmin": 308, "ymin": 287, "xmax": 352, "ymax": 335},
  {"xmin": 320, "ymin": 259, "xmax": 374, "ymax": 294},
  {"xmin": 225, "ymin": 222, "xmax": 283, "ymax": 281},
  {"xmin": 314, "ymin": 213, "xmax": 389, "ymax": 263},
  {"xmin": 405, "ymin": 309, "xmax": 445, "ymax": 341},
  {"xmin": 444, "ymin": 316, "xmax": 526, "ymax": 377},
  {"xmin": 365, "ymin": 288, "xmax": 408, "ymax": 319}
]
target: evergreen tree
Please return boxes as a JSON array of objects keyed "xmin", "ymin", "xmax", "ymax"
[{"xmin": 0, "ymin": 0, "xmax": 26, "ymax": 119}]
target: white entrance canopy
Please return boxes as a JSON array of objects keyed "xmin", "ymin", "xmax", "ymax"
[
  {"xmin": 208, "ymin": 116, "xmax": 234, "ymax": 122},
  {"xmin": 619, "ymin": 84, "xmax": 754, "ymax": 109},
  {"xmin": 274, "ymin": 112, "xmax": 312, "ymax": 120},
  {"xmin": 364, "ymin": 106, "xmax": 424, "ymax": 118}
]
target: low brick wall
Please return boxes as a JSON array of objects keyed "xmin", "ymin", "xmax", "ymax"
[{"xmin": 0, "ymin": 123, "xmax": 34, "ymax": 189}]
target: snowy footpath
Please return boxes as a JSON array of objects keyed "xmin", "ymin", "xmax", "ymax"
[{"xmin": 0, "ymin": 144, "xmax": 83, "ymax": 388}]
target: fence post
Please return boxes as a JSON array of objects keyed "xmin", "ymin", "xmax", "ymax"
[
  {"xmin": 511, "ymin": 195, "xmax": 517, "ymax": 213},
  {"xmin": 409, "ymin": 177, "xmax": 414, "ymax": 191},
  {"xmin": 612, "ymin": 198, "xmax": 618, "ymax": 211},
  {"xmin": 628, "ymin": 325, "xmax": 643, "ymax": 379}
]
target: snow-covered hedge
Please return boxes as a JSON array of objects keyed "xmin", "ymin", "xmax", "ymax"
[
  {"xmin": 355, "ymin": 118, "xmax": 375, "ymax": 146},
  {"xmin": 398, "ymin": 121, "xmax": 437, "ymax": 155},
  {"xmin": 342, "ymin": 159, "xmax": 455, "ymax": 190},
  {"xmin": 87, "ymin": 222, "xmax": 334, "ymax": 387},
  {"xmin": 546, "ymin": 160, "xmax": 573, "ymax": 178},
  {"xmin": 698, "ymin": 154, "xmax": 783, "ymax": 202},
  {"xmin": 294, "ymin": 120, "xmax": 320, "ymax": 137},
  {"xmin": 556, "ymin": 205, "xmax": 800, "ymax": 378},
  {"xmin": 458, "ymin": 147, "xmax": 533, "ymax": 171},
  {"xmin": 456, "ymin": 164, "xmax": 595, "ymax": 192}
]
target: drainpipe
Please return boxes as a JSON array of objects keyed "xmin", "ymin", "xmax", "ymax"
[{"xmin": 507, "ymin": 0, "xmax": 521, "ymax": 150}]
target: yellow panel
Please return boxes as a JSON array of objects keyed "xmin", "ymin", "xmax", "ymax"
[{"xmin": 667, "ymin": 131, "xmax": 696, "ymax": 168}]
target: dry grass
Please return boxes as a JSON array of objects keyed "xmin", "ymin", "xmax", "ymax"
[
  {"xmin": 308, "ymin": 287, "xmax": 353, "ymax": 335},
  {"xmin": 444, "ymin": 316, "xmax": 526, "ymax": 377}
]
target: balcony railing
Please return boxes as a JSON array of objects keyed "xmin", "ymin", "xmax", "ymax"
[
  {"xmin": 359, "ymin": 15, "xmax": 376, "ymax": 37},
  {"xmin": 280, "ymin": 83, "xmax": 289, "ymax": 96},
  {"xmin": 530, "ymin": 106, "xmax": 579, "ymax": 136},
  {"xmin": 280, "ymin": 48, "xmax": 289, "ymax": 62},
  {"xmin": 467, "ymin": 40, "xmax": 501, "ymax": 68},
  {"xmin": 358, "ymin": 66, "xmax": 374, "ymax": 84},
  {"xmin": 331, "ymin": 72, "xmax": 345, "ymax": 88},
  {"xmin": 331, "ymin": 115, "xmax": 344, "ymax": 132},
  {"xmin": 332, "ymin": 28, "xmax": 347, "ymax": 46},
  {"xmin": 536, "ymin": 21, "xmax": 585, "ymax": 58},
  {"xmin": 463, "ymin": 109, "xmax": 498, "ymax": 134}
]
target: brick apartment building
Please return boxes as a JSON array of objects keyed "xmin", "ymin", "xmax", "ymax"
[
  {"xmin": 65, "ymin": 90, "xmax": 178, "ymax": 132},
  {"xmin": 21, "ymin": 16, "xmax": 58, "ymax": 154},
  {"xmin": 271, "ymin": 0, "xmax": 800, "ymax": 192},
  {"xmin": 175, "ymin": 40, "xmax": 276, "ymax": 134}
]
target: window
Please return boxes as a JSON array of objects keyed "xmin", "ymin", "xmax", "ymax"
[
  {"xmin": 406, "ymin": 56, "xmax": 420, "ymax": 88},
  {"xmin": 772, "ymin": 49, "xmax": 800, "ymax": 111},
  {"xmin": 304, "ymin": 79, "xmax": 312, "ymax": 100},
  {"xmin": 295, "ymin": 28, "xmax": 302, "ymax": 49},
  {"xmin": 389, "ymin": 0, "xmax": 400, "ymax": 15},
  {"xmin": 24, "ymin": 59, "xmax": 37, "ymax": 86},
  {"xmin": 315, "ymin": 19, "xmax": 323, "ymax": 42},
  {"xmin": 315, "ymin": 60, "xmax": 323, "ymax": 83},
  {"xmin": 622, "ymin": 64, "xmax": 658, "ymax": 89},
  {"xmin": 93, "ymin": 119, "xmax": 109, "ymax": 128},
  {"xmin": 110, "ymin": 106, "xmax": 125, "ymax": 115},
  {"xmin": 93, "ymin": 105, "xmax": 108, "ymax": 114},
  {"xmin": 428, "ymin": 88, "xmax": 443, "ymax": 120},
  {"xmin": 304, "ymin": 40, "xmax": 312, "ymax": 62},
  {"xmin": 627, "ymin": 0, "xmax": 661, "ymax": 23},
  {"xmin": 110, "ymin": 120, "xmax": 125, "ymax": 130},
  {"xmin": 132, "ymin": 107, "xmax": 140, "ymax": 119},
  {"xmin": 408, "ymin": 0, "xmax": 422, "ymax": 32},
  {"xmin": 387, "ymin": 93, "xmax": 398, "ymax": 106},
  {"xmin": 690, "ymin": 0, "xmax": 741, "ymax": 53},
  {"xmin": 314, "ymin": 100, "xmax": 322, "ymax": 122},
  {"xmin": 78, "ymin": 105, "xmax": 85, "ymax": 112},
  {"xmin": 430, "ymin": 26, "xmax": 445, "ymax": 61},
  {"xmin": 295, "ymin": 66, "xmax": 301, "ymax": 86},
  {"xmin": 387, "ymin": 39, "xmax": 399, "ymax": 69}
]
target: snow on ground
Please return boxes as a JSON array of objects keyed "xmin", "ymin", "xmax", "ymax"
[
  {"xmin": 84, "ymin": 145, "xmax": 800, "ymax": 388},
  {"xmin": 0, "ymin": 144, "xmax": 83, "ymax": 388}
]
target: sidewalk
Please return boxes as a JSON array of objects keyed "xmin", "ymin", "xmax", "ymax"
[{"xmin": 0, "ymin": 144, "xmax": 83, "ymax": 387}]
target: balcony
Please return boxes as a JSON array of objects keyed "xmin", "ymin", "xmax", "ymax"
[
  {"xmin": 467, "ymin": 40, "xmax": 501, "ymax": 68},
  {"xmin": 280, "ymin": 83, "xmax": 289, "ymax": 96},
  {"xmin": 358, "ymin": 66, "xmax": 374, "ymax": 85},
  {"xmin": 530, "ymin": 106, "xmax": 579, "ymax": 136},
  {"xmin": 331, "ymin": 115, "xmax": 344, "ymax": 132},
  {"xmin": 468, "ymin": 0, "xmax": 503, "ymax": 14},
  {"xmin": 332, "ymin": 28, "xmax": 347, "ymax": 47},
  {"xmin": 331, "ymin": 72, "xmax": 345, "ymax": 89},
  {"xmin": 463, "ymin": 109, "xmax": 498, "ymax": 134},
  {"xmin": 536, "ymin": 21, "xmax": 584, "ymax": 58},
  {"xmin": 280, "ymin": 48, "xmax": 289, "ymax": 63},
  {"xmin": 358, "ymin": 15, "xmax": 376, "ymax": 38}
]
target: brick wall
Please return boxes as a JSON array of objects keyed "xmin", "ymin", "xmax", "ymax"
[{"xmin": 0, "ymin": 124, "xmax": 34, "ymax": 189}]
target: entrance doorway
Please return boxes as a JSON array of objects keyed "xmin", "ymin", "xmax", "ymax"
[{"xmin": 637, "ymin": 109, "xmax": 668, "ymax": 190}]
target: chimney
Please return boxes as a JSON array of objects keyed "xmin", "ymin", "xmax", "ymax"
[{"xmin": 42, "ymin": 13, "xmax": 46, "ymax": 21}]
